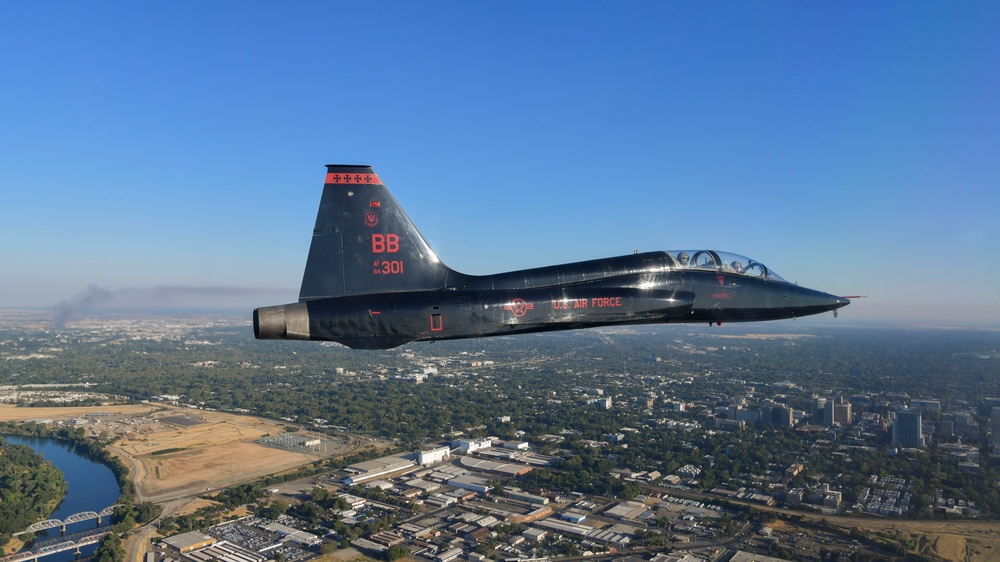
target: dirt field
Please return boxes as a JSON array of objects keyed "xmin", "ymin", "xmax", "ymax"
[
  {"xmin": 118, "ymin": 407, "xmax": 364, "ymax": 502},
  {"xmin": 1, "ymin": 403, "xmax": 366, "ymax": 504},
  {"xmin": 0, "ymin": 402, "xmax": 159, "ymax": 421},
  {"xmin": 775, "ymin": 512, "xmax": 1000, "ymax": 562},
  {"xmin": 843, "ymin": 519, "xmax": 1000, "ymax": 562}
]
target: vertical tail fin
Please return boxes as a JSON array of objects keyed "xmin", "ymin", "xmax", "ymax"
[{"xmin": 298, "ymin": 165, "xmax": 455, "ymax": 300}]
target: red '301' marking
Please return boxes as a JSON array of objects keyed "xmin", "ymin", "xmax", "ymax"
[
  {"xmin": 373, "ymin": 260, "xmax": 404, "ymax": 275},
  {"xmin": 503, "ymin": 298, "xmax": 534, "ymax": 317}
]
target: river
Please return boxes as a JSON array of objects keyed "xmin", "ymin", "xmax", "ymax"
[{"xmin": 4, "ymin": 436, "xmax": 121, "ymax": 561}]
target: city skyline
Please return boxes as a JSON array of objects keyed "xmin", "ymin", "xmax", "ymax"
[{"xmin": 2, "ymin": 3, "xmax": 999, "ymax": 327}]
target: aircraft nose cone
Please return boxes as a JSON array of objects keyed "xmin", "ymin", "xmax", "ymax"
[
  {"xmin": 785, "ymin": 286, "xmax": 851, "ymax": 319},
  {"xmin": 814, "ymin": 292, "xmax": 850, "ymax": 312},
  {"xmin": 810, "ymin": 292, "xmax": 850, "ymax": 320}
]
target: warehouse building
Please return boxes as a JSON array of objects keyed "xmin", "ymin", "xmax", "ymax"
[
  {"xmin": 448, "ymin": 474, "xmax": 492, "ymax": 493},
  {"xmin": 342, "ymin": 454, "xmax": 417, "ymax": 485},
  {"xmin": 160, "ymin": 532, "xmax": 217, "ymax": 554},
  {"xmin": 258, "ymin": 520, "xmax": 322, "ymax": 546},
  {"xmin": 183, "ymin": 541, "xmax": 265, "ymax": 562},
  {"xmin": 507, "ymin": 488, "xmax": 549, "ymax": 505},
  {"xmin": 419, "ymin": 446, "xmax": 451, "ymax": 465},
  {"xmin": 452, "ymin": 438, "xmax": 493, "ymax": 454},
  {"xmin": 532, "ymin": 518, "xmax": 631, "ymax": 547},
  {"xmin": 458, "ymin": 456, "xmax": 533, "ymax": 477}
]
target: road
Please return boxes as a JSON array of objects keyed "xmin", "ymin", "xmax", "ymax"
[{"xmin": 123, "ymin": 497, "xmax": 201, "ymax": 562}]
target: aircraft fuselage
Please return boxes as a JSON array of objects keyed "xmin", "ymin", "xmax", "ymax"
[
  {"xmin": 255, "ymin": 248, "xmax": 848, "ymax": 350},
  {"xmin": 254, "ymin": 165, "xmax": 848, "ymax": 349}
]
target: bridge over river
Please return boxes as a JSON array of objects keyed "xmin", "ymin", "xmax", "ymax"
[
  {"xmin": 1, "ymin": 530, "xmax": 109, "ymax": 562},
  {"xmin": 13, "ymin": 506, "xmax": 117, "ymax": 536}
]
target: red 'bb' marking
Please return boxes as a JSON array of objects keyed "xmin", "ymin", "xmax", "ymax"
[{"xmin": 372, "ymin": 233, "xmax": 400, "ymax": 253}]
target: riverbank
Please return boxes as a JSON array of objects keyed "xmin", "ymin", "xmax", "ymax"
[
  {"xmin": 2, "ymin": 435, "xmax": 120, "ymax": 561},
  {"xmin": 0, "ymin": 438, "xmax": 67, "ymax": 554}
]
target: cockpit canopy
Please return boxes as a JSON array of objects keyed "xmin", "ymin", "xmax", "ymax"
[{"xmin": 667, "ymin": 250, "xmax": 787, "ymax": 282}]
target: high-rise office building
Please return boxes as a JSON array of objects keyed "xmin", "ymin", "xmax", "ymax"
[
  {"xmin": 813, "ymin": 397, "xmax": 827, "ymax": 425},
  {"xmin": 893, "ymin": 409, "xmax": 924, "ymax": 448},
  {"xmin": 834, "ymin": 403, "xmax": 852, "ymax": 425},
  {"xmin": 991, "ymin": 407, "xmax": 1000, "ymax": 446}
]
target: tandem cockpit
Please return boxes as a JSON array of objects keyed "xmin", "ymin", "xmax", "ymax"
[{"xmin": 665, "ymin": 250, "xmax": 787, "ymax": 282}]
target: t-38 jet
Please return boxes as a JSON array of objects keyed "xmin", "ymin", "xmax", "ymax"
[{"xmin": 254, "ymin": 165, "xmax": 849, "ymax": 349}]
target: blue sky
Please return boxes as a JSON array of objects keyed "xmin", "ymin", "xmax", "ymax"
[{"xmin": 2, "ymin": 2, "xmax": 998, "ymax": 327}]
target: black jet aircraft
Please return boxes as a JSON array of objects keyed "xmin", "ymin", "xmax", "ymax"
[{"xmin": 254, "ymin": 165, "xmax": 849, "ymax": 349}]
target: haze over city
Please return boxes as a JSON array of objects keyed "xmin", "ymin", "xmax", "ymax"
[{"xmin": 2, "ymin": 3, "xmax": 998, "ymax": 327}]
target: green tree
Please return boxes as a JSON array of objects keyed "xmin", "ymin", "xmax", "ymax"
[
  {"xmin": 92, "ymin": 533, "xmax": 126, "ymax": 562},
  {"xmin": 387, "ymin": 544, "xmax": 408, "ymax": 561},
  {"xmin": 257, "ymin": 500, "xmax": 288, "ymax": 520}
]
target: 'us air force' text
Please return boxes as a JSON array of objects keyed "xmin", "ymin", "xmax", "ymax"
[{"xmin": 552, "ymin": 297, "xmax": 622, "ymax": 310}]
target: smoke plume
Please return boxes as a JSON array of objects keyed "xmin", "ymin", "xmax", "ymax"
[{"xmin": 53, "ymin": 284, "xmax": 292, "ymax": 325}]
